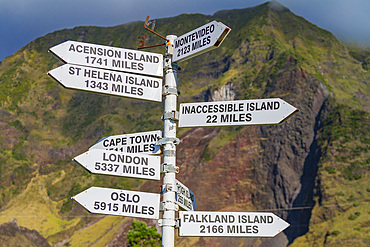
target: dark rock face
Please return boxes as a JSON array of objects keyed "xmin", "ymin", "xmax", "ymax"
[{"xmin": 0, "ymin": 219, "xmax": 50, "ymax": 247}]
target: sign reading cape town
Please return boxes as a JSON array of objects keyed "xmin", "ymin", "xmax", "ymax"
[
  {"xmin": 48, "ymin": 64, "xmax": 162, "ymax": 102},
  {"xmin": 49, "ymin": 40, "xmax": 163, "ymax": 77},
  {"xmin": 179, "ymin": 211, "xmax": 290, "ymax": 237},
  {"xmin": 173, "ymin": 21, "xmax": 231, "ymax": 62},
  {"xmin": 72, "ymin": 187, "xmax": 160, "ymax": 219},
  {"xmin": 89, "ymin": 130, "xmax": 162, "ymax": 155},
  {"xmin": 74, "ymin": 149, "xmax": 161, "ymax": 180},
  {"xmin": 178, "ymin": 98, "xmax": 299, "ymax": 127}
]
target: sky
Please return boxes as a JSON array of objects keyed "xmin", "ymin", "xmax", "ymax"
[{"xmin": 0, "ymin": 0, "xmax": 369, "ymax": 61}]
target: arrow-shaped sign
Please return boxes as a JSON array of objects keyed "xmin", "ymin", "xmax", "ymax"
[
  {"xmin": 72, "ymin": 187, "xmax": 160, "ymax": 219},
  {"xmin": 173, "ymin": 21, "xmax": 231, "ymax": 62},
  {"xmin": 74, "ymin": 149, "xmax": 161, "ymax": 180},
  {"xmin": 179, "ymin": 211, "xmax": 289, "ymax": 237},
  {"xmin": 89, "ymin": 130, "xmax": 162, "ymax": 155},
  {"xmin": 49, "ymin": 40, "xmax": 163, "ymax": 77},
  {"xmin": 178, "ymin": 98, "xmax": 299, "ymax": 127},
  {"xmin": 48, "ymin": 64, "xmax": 162, "ymax": 102},
  {"xmin": 175, "ymin": 179, "xmax": 197, "ymax": 211}
]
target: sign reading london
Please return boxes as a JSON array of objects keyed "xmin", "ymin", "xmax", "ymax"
[
  {"xmin": 173, "ymin": 21, "xmax": 231, "ymax": 62},
  {"xmin": 90, "ymin": 130, "xmax": 162, "ymax": 155},
  {"xmin": 74, "ymin": 149, "xmax": 161, "ymax": 180},
  {"xmin": 179, "ymin": 211, "xmax": 290, "ymax": 237},
  {"xmin": 179, "ymin": 98, "xmax": 299, "ymax": 127},
  {"xmin": 49, "ymin": 40, "xmax": 163, "ymax": 77},
  {"xmin": 48, "ymin": 64, "xmax": 162, "ymax": 102},
  {"xmin": 72, "ymin": 187, "xmax": 160, "ymax": 219}
]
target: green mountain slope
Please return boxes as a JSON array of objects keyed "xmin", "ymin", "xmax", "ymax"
[{"xmin": 0, "ymin": 1, "xmax": 369, "ymax": 246}]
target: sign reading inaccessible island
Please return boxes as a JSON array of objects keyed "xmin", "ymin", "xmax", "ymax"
[{"xmin": 178, "ymin": 98, "xmax": 299, "ymax": 127}]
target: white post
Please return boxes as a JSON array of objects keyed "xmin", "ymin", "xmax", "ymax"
[{"xmin": 160, "ymin": 35, "xmax": 179, "ymax": 247}]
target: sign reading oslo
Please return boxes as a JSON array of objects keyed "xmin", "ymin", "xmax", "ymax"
[
  {"xmin": 49, "ymin": 40, "xmax": 163, "ymax": 77},
  {"xmin": 179, "ymin": 98, "xmax": 299, "ymax": 127},
  {"xmin": 179, "ymin": 211, "xmax": 290, "ymax": 237},
  {"xmin": 48, "ymin": 64, "xmax": 162, "ymax": 102},
  {"xmin": 74, "ymin": 149, "xmax": 161, "ymax": 180},
  {"xmin": 90, "ymin": 130, "xmax": 162, "ymax": 155},
  {"xmin": 175, "ymin": 180, "xmax": 197, "ymax": 211},
  {"xmin": 72, "ymin": 187, "xmax": 160, "ymax": 219},
  {"xmin": 173, "ymin": 21, "xmax": 231, "ymax": 62}
]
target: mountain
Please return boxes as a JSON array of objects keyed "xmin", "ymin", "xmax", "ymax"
[{"xmin": 0, "ymin": 1, "xmax": 369, "ymax": 246}]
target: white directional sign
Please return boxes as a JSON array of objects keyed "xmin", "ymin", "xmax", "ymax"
[
  {"xmin": 74, "ymin": 149, "xmax": 161, "ymax": 180},
  {"xmin": 179, "ymin": 211, "xmax": 290, "ymax": 237},
  {"xmin": 72, "ymin": 187, "xmax": 160, "ymax": 219},
  {"xmin": 178, "ymin": 98, "xmax": 299, "ymax": 127},
  {"xmin": 173, "ymin": 21, "xmax": 231, "ymax": 62},
  {"xmin": 48, "ymin": 64, "xmax": 162, "ymax": 102},
  {"xmin": 175, "ymin": 180, "xmax": 197, "ymax": 211},
  {"xmin": 49, "ymin": 40, "xmax": 163, "ymax": 77},
  {"xmin": 89, "ymin": 130, "xmax": 162, "ymax": 155}
]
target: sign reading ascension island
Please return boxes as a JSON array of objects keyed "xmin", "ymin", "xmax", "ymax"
[
  {"xmin": 179, "ymin": 211, "xmax": 290, "ymax": 237},
  {"xmin": 49, "ymin": 40, "xmax": 163, "ymax": 77},
  {"xmin": 173, "ymin": 21, "xmax": 231, "ymax": 62},
  {"xmin": 48, "ymin": 64, "xmax": 162, "ymax": 102},
  {"xmin": 72, "ymin": 187, "xmax": 160, "ymax": 219},
  {"xmin": 74, "ymin": 149, "xmax": 161, "ymax": 180},
  {"xmin": 90, "ymin": 130, "xmax": 162, "ymax": 155},
  {"xmin": 178, "ymin": 98, "xmax": 299, "ymax": 127}
]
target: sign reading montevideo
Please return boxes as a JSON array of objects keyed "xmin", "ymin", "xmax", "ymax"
[
  {"xmin": 49, "ymin": 40, "xmax": 163, "ymax": 77},
  {"xmin": 178, "ymin": 98, "xmax": 299, "ymax": 127},
  {"xmin": 90, "ymin": 130, "xmax": 162, "ymax": 155},
  {"xmin": 173, "ymin": 21, "xmax": 231, "ymax": 62},
  {"xmin": 48, "ymin": 64, "xmax": 162, "ymax": 102},
  {"xmin": 74, "ymin": 149, "xmax": 161, "ymax": 180},
  {"xmin": 179, "ymin": 211, "xmax": 290, "ymax": 237},
  {"xmin": 72, "ymin": 187, "xmax": 160, "ymax": 219}
]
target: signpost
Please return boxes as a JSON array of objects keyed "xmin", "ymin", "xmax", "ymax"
[
  {"xmin": 72, "ymin": 187, "xmax": 160, "ymax": 219},
  {"xmin": 48, "ymin": 64, "xmax": 162, "ymax": 102},
  {"xmin": 49, "ymin": 40, "xmax": 163, "ymax": 77},
  {"xmin": 175, "ymin": 179, "xmax": 197, "ymax": 211},
  {"xmin": 178, "ymin": 211, "xmax": 289, "ymax": 237},
  {"xmin": 89, "ymin": 130, "xmax": 162, "ymax": 155},
  {"xmin": 74, "ymin": 149, "xmax": 161, "ymax": 180},
  {"xmin": 49, "ymin": 16, "xmax": 298, "ymax": 247},
  {"xmin": 179, "ymin": 98, "xmax": 299, "ymax": 127},
  {"xmin": 173, "ymin": 21, "xmax": 231, "ymax": 62}
]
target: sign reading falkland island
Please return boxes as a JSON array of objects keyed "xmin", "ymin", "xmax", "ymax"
[
  {"xmin": 72, "ymin": 187, "xmax": 160, "ymax": 219},
  {"xmin": 90, "ymin": 130, "xmax": 162, "ymax": 155},
  {"xmin": 49, "ymin": 40, "xmax": 163, "ymax": 77},
  {"xmin": 48, "ymin": 64, "xmax": 162, "ymax": 102},
  {"xmin": 178, "ymin": 98, "xmax": 299, "ymax": 127},
  {"xmin": 179, "ymin": 211, "xmax": 290, "ymax": 237},
  {"xmin": 173, "ymin": 21, "xmax": 231, "ymax": 62},
  {"xmin": 74, "ymin": 149, "xmax": 161, "ymax": 180}
]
